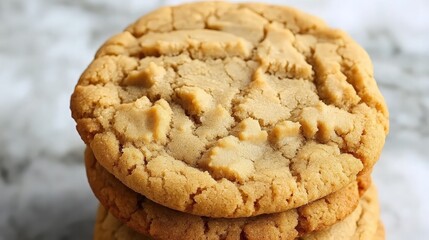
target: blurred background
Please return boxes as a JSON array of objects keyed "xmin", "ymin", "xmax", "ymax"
[{"xmin": 0, "ymin": 0, "xmax": 428, "ymax": 239}]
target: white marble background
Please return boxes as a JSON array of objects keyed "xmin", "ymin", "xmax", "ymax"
[{"xmin": 0, "ymin": 0, "xmax": 428, "ymax": 239}]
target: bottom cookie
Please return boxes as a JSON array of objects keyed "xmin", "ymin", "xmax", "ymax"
[
  {"xmin": 93, "ymin": 185, "xmax": 383, "ymax": 240},
  {"xmin": 86, "ymin": 147, "xmax": 370, "ymax": 239},
  {"xmin": 94, "ymin": 206, "xmax": 148, "ymax": 240},
  {"xmin": 300, "ymin": 184, "xmax": 382, "ymax": 240}
]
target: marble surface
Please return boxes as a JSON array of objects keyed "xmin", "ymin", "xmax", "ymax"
[{"xmin": 0, "ymin": 0, "xmax": 428, "ymax": 239}]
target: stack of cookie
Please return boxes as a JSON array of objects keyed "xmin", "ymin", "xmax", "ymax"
[{"xmin": 70, "ymin": 2, "xmax": 389, "ymax": 240}]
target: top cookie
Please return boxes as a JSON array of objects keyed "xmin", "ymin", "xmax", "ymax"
[{"xmin": 71, "ymin": 2, "xmax": 388, "ymax": 217}]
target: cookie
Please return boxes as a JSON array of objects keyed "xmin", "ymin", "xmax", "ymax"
[
  {"xmin": 92, "ymin": 185, "xmax": 382, "ymax": 240},
  {"xmin": 350, "ymin": 185, "xmax": 382, "ymax": 240},
  {"xmin": 94, "ymin": 206, "xmax": 148, "ymax": 240},
  {"xmin": 301, "ymin": 184, "xmax": 381, "ymax": 240},
  {"xmin": 373, "ymin": 221, "xmax": 385, "ymax": 240},
  {"xmin": 86, "ymin": 148, "xmax": 367, "ymax": 239},
  {"xmin": 71, "ymin": 1, "xmax": 388, "ymax": 217}
]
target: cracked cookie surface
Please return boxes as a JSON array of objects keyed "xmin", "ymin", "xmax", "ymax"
[
  {"xmin": 92, "ymin": 180, "xmax": 382, "ymax": 240},
  {"xmin": 72, "ymin": 2, "xmax": 388, "ymax": 217},
  {"xmin": 86, "ymin": 148, "xmax": 370, "ymax": 239}
]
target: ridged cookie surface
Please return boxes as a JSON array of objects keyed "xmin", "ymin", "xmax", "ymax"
[{"xmin": 72, "ymin": 2, "xmax": 388, "ymax": 217}]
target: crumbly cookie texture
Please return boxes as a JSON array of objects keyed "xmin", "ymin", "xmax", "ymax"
[
  {"xmin": 92, "ymin": 183, "xmax": 382, "ymax": 240},
  {"xmin": 71, "ymin": 2, "xmax": 388, "ymax": 217},
  {"xmin": 86, "ymin": 148, "xmax": 367, "ymax": 240}
]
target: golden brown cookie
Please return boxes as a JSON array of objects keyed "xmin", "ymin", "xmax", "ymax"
[
  {"xmin": 94, "ymin": 206, "xmax": 148, "ymax": 240},
  {"xmin": 373, "ymin": 221, "xmax": 385, "ymax": 240},
  {"xmin": 72, "ymin": 1, "xmax": 388, "ymax": 217},
  {"xmin": 301, "ymin": 184, "xmax": 381, "ymax": 240},
  {"xmin": 351, "ymin": 185, "xmax": 382, "ymax": 240},
  {"xmin": 93, "ymin": 185, "xmax": 382, "ymax": 240},
  {"xmin": 86, "ymin": 148, "xmax": 368, "ymax": 239}
]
